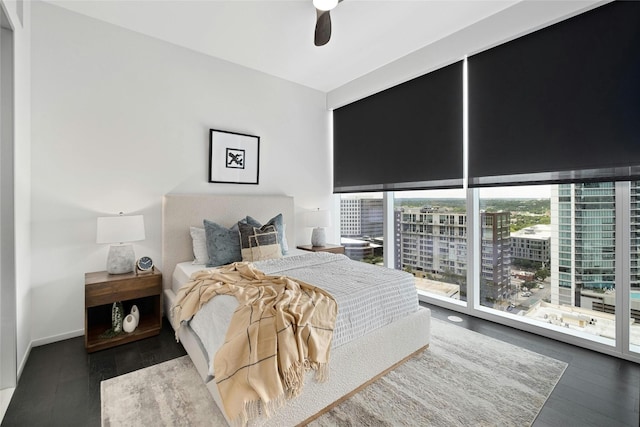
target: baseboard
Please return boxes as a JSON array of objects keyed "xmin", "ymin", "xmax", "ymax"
[{"xmin": 31, "ymin": 329, "xmax": 84, "ymax": 348}]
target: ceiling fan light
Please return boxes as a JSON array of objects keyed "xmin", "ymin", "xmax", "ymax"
[{"xmin": 313, "ymin": 0, "xmax": 338, "ymax": 11}]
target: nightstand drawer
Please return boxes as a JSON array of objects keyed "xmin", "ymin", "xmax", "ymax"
[{"xmin": 85, "ymin": 273, "xmax": 161, "ymax": 307}]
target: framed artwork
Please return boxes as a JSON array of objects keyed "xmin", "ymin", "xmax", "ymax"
[{"xmin": 209, "ymin": 129, "xmax": 260, "ymax": 185}]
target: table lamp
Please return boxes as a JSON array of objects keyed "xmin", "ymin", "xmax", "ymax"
[
  {"xmin": 96, "ymin": 213, "xmax": 145, "ymax": 274},
  {"xmin": 305, "ymin": 209, "xmax": 331, "ymax": 247}
]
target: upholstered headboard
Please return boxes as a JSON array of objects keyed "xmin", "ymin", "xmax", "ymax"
[{"xmin": 161, "ymin": 193, "xmax": 295, "ymax": 290}]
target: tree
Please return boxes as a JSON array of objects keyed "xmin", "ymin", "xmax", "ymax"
[
  {"xmin": 535, "ymin": 267, "xmax": 550, "ymax": 281},
  {"xmin": 363, "ymin": 255, "xmax": 383, "ymax": 265}
]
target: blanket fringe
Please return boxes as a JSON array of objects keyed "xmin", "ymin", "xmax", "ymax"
[
  {"xmin": 228, "ymin": 362, "xmax": 331, "ymax": 426},
  {"xmin": 314, "ymin": 362, "xmax": 330, "ymax": 383},
  {"xmin": 281, "ymin": 360, "xmax": 330, "ymax": 400},
  {"xmin": 282, "ymin": 361, "xmax": 306, "ymax": 398},
  {"xmin": 228, "ymin": 394, "xmax": 287, "ymax": 427}
]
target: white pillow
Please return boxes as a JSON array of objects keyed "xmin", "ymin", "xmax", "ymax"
[
  {"xmin": 281, "ymin": 224, "xmax": 289, "ymax": 254},
  {"xmin": 190, "ymin": 227, "xmax": 208, "ymax": 265}
]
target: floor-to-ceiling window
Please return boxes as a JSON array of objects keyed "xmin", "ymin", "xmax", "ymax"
[
  {"xmin": 476, "ymin": 183, "xmax": 619, "ymax": 346},
  {"xmin": 334, "ymin": 2, "xmax": 640, "ymax": 361},
  {"xmin": 339, "ymin": 182, "xmax": 640, "ymax": 359},
  {"xmin": 393, "ymin": 189, "xmax": 467, "ymax": 304}
]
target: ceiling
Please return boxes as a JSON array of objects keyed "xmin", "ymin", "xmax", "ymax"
[{"xmin": 47, "ymin": 1, "xmax": 602, "ymax": 93}]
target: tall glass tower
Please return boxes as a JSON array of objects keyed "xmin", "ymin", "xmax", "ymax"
[
  {"xmin": 551, "ymin": 182, "xmax": 616, "ymax": 306},
  {"xmin": 631, "ymin": 182, "xmax": 640, "ymax": 291}
]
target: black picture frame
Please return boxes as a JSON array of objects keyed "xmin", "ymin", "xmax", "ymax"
[{"xmin": 208, "ymin": 129, "xmax": 260, "ymax": 185}]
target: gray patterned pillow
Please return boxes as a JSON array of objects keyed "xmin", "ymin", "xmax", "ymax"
[
  {"xmin": 246, "ymin": 213, "xmax": 287, "ymax": 255},
  {"xmin": 238, "ymin": 222, "xmax": 283, "ymax": 262}
]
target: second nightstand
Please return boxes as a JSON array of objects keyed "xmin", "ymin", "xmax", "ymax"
[{"xmin": 297, "ymin": 244, "xmax": 345, "ymax": 254}]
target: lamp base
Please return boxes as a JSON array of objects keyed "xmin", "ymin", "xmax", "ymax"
[
  {"xmin": 311, "ymin": 227, "xmax": 327, "ymax": 247},
  {"xmin": 106, "ymin": 244, "xmax": 135, "ymax": 274}
]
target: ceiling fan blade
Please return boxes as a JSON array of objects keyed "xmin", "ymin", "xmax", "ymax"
[{"xmin": 314, "ymin": 9, "xmax": 332, "ymax": 46}]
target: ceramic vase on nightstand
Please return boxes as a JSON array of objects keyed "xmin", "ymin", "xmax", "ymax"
[
  {"xmin": 130, "ymin": 305, "xmax": 140, "ymax": 325},
  {"xmin": 123, "ymin": 314, "xmax": 137, "ymax": 333}
]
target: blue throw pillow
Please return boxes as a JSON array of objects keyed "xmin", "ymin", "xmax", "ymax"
[{"xmin": 203, "ymin": 219, "xmax": 242, "ymax": 267}]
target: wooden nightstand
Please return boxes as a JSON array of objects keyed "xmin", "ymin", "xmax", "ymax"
[
  {"xmin": 297, "ymin": 244, "xmax": 345, "ymax": 254},
  {"xmin": 84, "ymin": 270, "xmax": 162, "ymax": 352}
]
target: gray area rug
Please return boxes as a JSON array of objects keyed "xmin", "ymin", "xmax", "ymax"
[{"xmin": 101, "ymin": 318, "xmax": 566, "ymax": 426}]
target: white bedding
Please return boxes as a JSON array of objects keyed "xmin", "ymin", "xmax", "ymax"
[
  {"xmin": 170, "ymin": 248, "xmax": 309, "ymax": 294},
  {"xmin": 174, "ymin": 252, "xmax": 419, "ymax": 377}
]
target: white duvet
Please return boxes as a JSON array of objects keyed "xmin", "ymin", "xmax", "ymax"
[{"xmin": 177, "ymin": 252, "xmax": 419, "ymax": 377}]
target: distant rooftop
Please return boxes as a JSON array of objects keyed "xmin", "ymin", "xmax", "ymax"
[
  {"xmin": 511, "ymin": 224, "xmax": 552, "ymax": 240},
  {"xmin": 524, "ymin": 300, "xmax": 640, "ymax": 343}
]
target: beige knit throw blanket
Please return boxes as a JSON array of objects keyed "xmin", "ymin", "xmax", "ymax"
[{"xmin": 171, "ymin": 262, "xmax": 338, "ymax": 426}]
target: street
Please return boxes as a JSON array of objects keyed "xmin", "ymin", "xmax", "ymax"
[{"xmin": 510, "ymin": 276, "xmax": 551, "ymax": 311}]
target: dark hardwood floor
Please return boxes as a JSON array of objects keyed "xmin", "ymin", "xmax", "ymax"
[
  {"xmin": 426, "ymin": 304, "xmax": 640, "ymax": 427},
  {"xmin": 1, "ymin": 318, "xmax": 186, "ymax": 427},
  {"xmin": 2, "ymin": 304, "xmax": 639, "ymax": 426}
]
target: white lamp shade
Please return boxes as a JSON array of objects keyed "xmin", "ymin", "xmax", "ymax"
[
  {"xmin": 313, "ymin": 0, "xmax": 338, "ymax": 11},
  {"xmin": 304, "ymin": 209, "xmax": 331, "ymax": 228},
  {"xmin": 96, "ymin": 215, "xmax": 145, "ymax": 244}
]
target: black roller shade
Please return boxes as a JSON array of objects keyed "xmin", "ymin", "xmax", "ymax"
[
  {"xmin": 468, "ymin": 1, "xmax": 640, "ymax": 187},
  {"xmin": 333, "ymin": 61, "xmax": 463, "ymax": 193}
]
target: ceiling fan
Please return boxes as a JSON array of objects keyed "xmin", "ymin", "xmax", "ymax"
[{"xmin": 313, "ymin": 0, "xmax": 343, "ymax": 46}]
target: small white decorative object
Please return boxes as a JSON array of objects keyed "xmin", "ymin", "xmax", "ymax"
[
  {"xmin": 130, "ymin": 305, "xmax": 140, "ymax": 326},
  {"xmin": 123, "ymin": 314, "xmax": 137, "ymax": 333}
]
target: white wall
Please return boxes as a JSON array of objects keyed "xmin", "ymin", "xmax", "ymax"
[{"xmin": 30, "ymin": 2, "xmax": 332, "ymax": 345}]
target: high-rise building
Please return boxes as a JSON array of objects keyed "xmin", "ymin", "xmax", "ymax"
[
  {"xmin": 394, "ymin": 207, "xmax": 510, "ymax": 302},
  {"xmin": 396, "ymin": 207, "xmax": 468, "ymax": 278},
  {"xmin": 340, "ymin": 197, "xmax": 362, "ymax": 237},
  {"xmin": 340, "ymin": 196, "xmax": 384, "ymax": 261},
  {"xmin": 339, "ymin": 196, "xmax": 383, "ymax": 238},
  {"xmin": 631, "ymin": 182, "xmax": 640, "ymax": 291},
  {"xmin": 360, "ymin": 199, "xmax": 383, "ymax": 238},
  {"xmin": 480, "ymin": 211, "xmax": 512, "ymax": 302},
  {"xmin": 510, "ymin": 225, "xmax": 551, "ymax": 264},
  {"xmin": 550, "ymin": 183, "xmax": 616, "ymax": 307}
]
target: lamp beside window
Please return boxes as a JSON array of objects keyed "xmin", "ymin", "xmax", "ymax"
[
  {"xmin": 304, "ymin": 209, "xmax": 331, "ymax": 247},
  {"xmin": 96, "ymin": 213, "xmax": 145, "ymax": 274}
]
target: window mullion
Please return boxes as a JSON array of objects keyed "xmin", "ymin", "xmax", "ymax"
[
  {"xmin": 615, "ymin": 181, "xmax": 630, "ymax": 354},
  {"xmin": 467, "ymin": 187, "xmax": 479, "ymax": 312},
  {"xmin": 383, "ymin": 191, "xmax": 394, "ymax": 269}
]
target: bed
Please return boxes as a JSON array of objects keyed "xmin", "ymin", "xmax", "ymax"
[{"xmin": 162, "ymin": 193, "xmax": 431, "ymax": 426}]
